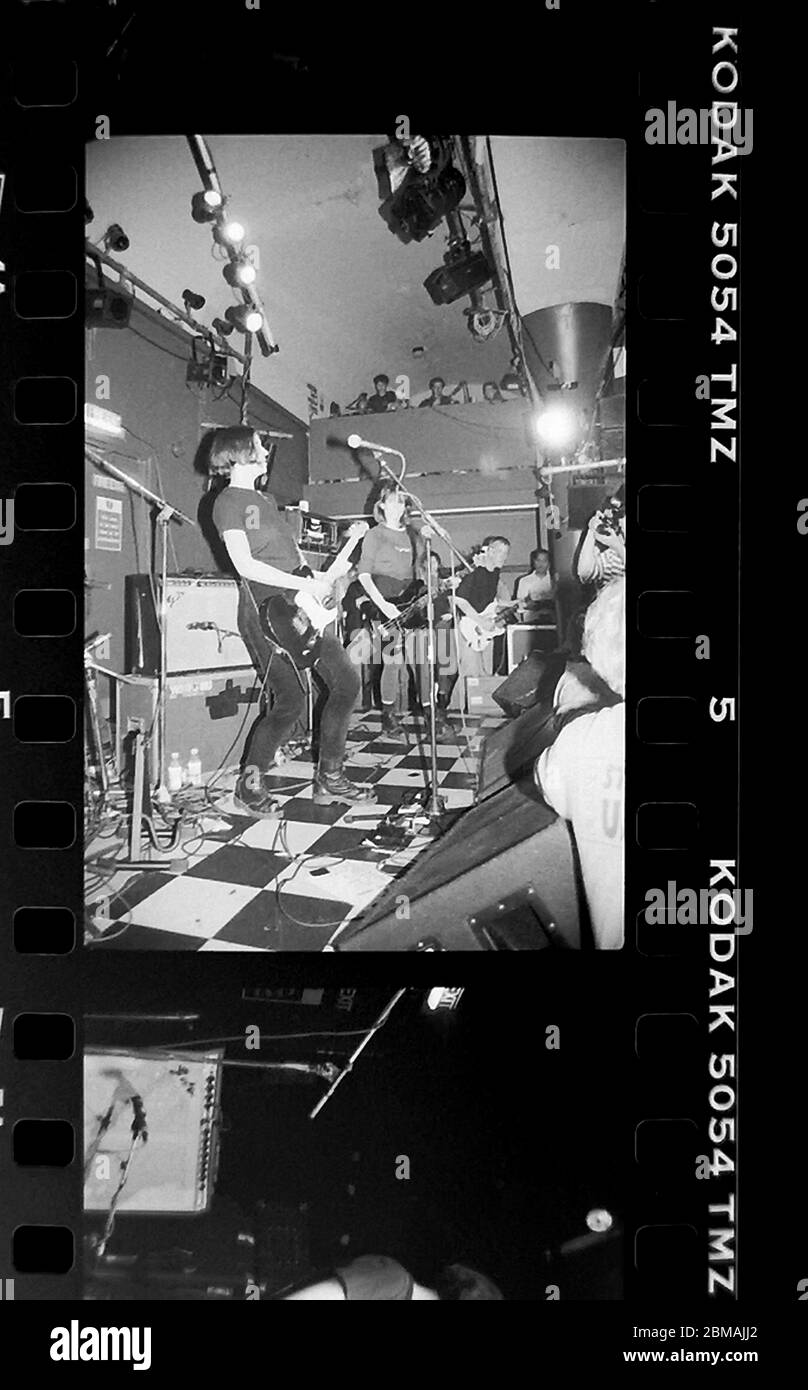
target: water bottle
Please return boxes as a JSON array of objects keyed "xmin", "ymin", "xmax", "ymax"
[
  {"xmin": 187, "ymin": 748, "xmax": 202, "ymax": 787},
  {"xmin": 167, "ymin": 752, "xmax": 183, "ymax": 792}
]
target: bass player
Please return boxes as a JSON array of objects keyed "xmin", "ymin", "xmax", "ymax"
[{"xmin": 434, "ymin": 535, "xmax": 512, "ymax": 738}]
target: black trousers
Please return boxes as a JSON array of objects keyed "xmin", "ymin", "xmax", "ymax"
[{"xmin": 237, "ymin": 585, "xmax": 360, "ymax": 773}]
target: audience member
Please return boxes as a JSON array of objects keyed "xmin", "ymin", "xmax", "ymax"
[
  {"xmin": 367, "ymin": 374, "xmax": 398, "ymax": 413},
  {"xmin": 419, "ymin": 376, "xmax": 454, "ymax": 408},
  {"xmin": 535, "ymin": 578, "xmax": 625, "ymax": 949},
  {"xmin": 515, "ymin": 548, "xmax": 556, "ymax": 620}
]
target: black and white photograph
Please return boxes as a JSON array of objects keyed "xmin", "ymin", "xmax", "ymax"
[
  {"xmin": 83, "ymin": 133, "xmax": 626, "ymax": 952},
  {"xmin": 82, "ymin": 969, "xmax": 623, "ymax": 1301},
  {"xmin": 2, "ymin": 0, "xmax": 772, "ymax": 1353}
]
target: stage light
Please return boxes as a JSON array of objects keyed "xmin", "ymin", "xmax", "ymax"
[
  {"xmin": 191, "ymin": 189, "xmax": 223, "ymax": 223},
  {"xmin": 225, "ymin": 304, "xmax": 263, "ymax": 334},
  {"xmin": 424, "ymin": 246, "xmax": 491, "ymax": 306},
  {"xmin": 85, "ymin": 284, "xmax": 132, "ymax": 328},
  {"xmin": 214, "ymin": 219, "xmax": 245, "ymax": 247},
  {"xmin": 223, "ymin": 260, "xmax": 257, "ymax": 288},
  {"xmin": 212, "ymin": 317, "xmax": 235, "ymax": 337},
  {"xmin": 102, "ymin": 223, "xmax": 130, "ymax": 253},
  {"xmin": 535, "ymin": 404, "xmax": 579, "ymax": 451},
  {"xmin": 182, "ymin": 288, "xmax": 206, "ymax": 312},
  {"xmin": 425, "ymin": 987, "xmax": 464, "ymax": 1012},
  {"xmin": 585, "ymin": 1208, "xmax": 613, "ymax": 1233},
  {"xmin": 385, "ymin": 139, "xmax": 466, "ymax": 242}
]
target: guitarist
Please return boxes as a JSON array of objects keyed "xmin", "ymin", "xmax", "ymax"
[
  {"xmin": 434, "ymin": 535, "xmax": 511, "ymax": 737},
  {"xmin": 207, "ymin": 427, "xmax": 376, "ymax": 812},
  {"xmin": 356, "ymin": 481, "xmax": 424, "ymax": 740}
]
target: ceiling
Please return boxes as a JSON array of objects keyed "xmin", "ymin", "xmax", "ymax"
[{"xmin": 86, "ymin": 135, "xmax": 625, "ymax": 422}]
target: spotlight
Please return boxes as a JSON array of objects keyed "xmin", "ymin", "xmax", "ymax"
[
  {"xmin": 223, "ymin": 260, "xmax": 257, "ymax": 288},
  {"xmin": 424, "ymin": 251, "xmax": 491, "ymax": 307},
  {"xmin": 191, "ymin": 189, "xmax": 223, "ymax": 222},
  {"xmin": 386, "ymin": 139, "xmax": 466, "ymax": 242},
  {"xmin": 182, "ymin": 288, "xmax": 206, "ymax": 313},
  {"xmin": 535, "ymin": 404, "xmax": 579, "ymax": 451},
  {"xmin": 214, "ymin": 219, "xmax": 245, "ymax": 247},
  {"xmin": 224, "ymin": 304, "xmax": 263, "ymax": 334},
  {"xmin": 585, "ymin": 1208, "xmax": 613, "ymax": 1234},
  {"xmin": 212, "ymin": 317, "xmax": 235, "ymax": 338},
  {"xmin": 102, "ymin": 223, "xmax": 129, "ymax": 254}
]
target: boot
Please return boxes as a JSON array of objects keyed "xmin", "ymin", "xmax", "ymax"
[
  {"xmin": 233, "ymin": 770, "xmax": 283, "ymax": 818},
  {"xmin": 312, "ymin": 762, "xmax": 378, "ymax": 807},
  {"xmin": 433, "ymin": 694, "xmax": 455, "ymax": 742},
  {"xmin": 380, "ymin": 705, "xmax": 409, "ymax": 742}
]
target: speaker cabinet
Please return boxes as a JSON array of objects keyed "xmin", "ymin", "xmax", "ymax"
[
  {"xmin": 335, "ymin": 778, "xmax": 582, "ymax": 951},
  {"xmin": 115, "ymin": 667, "xmax": 259, "ymax": 782}
]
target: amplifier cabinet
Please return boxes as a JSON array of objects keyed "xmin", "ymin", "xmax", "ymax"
[
  {"xmin": 125, "ymin": 574, "xmax": 252, "ymax": 675},
  {"xmin": 115, "ymin": 667, "xmax": 259, "ymax": 782}
]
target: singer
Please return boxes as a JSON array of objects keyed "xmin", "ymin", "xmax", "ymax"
[
  {"xmin": 356, "ymin": 481, "xmax": 424, "ymax": 740},
  {"xmin": 207, "ymin": 427, "xmax": 376, "ymax": 812}
]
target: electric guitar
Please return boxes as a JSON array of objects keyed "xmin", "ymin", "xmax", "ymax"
[
  {"xmin": 258, "ymin": 522, "xmax": 368, "ymax": 666},
  {"xmin": 458, "ymin": 601, "xmax": 519, "ymax": 653},
  {"xmin": 374, "ymin": 575, "xmax": 460, "ymax": 636}
]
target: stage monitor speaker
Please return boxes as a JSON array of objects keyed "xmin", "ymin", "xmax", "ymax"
[
  {"xmin": 335, "ymin": 777, "xmax": 581, "ymax": 951},
  {"xmin": 494, "ymin": 649, "xmax": 567, "ymax": 716},
  {"xmin": 476, "ymin": 698, "xmax": 559, "ymax": 802}
]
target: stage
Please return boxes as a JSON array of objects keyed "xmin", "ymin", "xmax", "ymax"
[{"xmin": 85, "ymin": 709, "xmax": 502, "ymax": 951}]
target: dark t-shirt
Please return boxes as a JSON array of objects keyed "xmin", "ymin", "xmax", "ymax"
[
  {"xmin": 334, "ymin": 1255, "xmax": 414, "ymax": 1300},
  {"xmin": 212, "ymin": 486, "xmax": 302, "ymax": 601},
  {"xmin": 418, "ymin": 394, "xmax": 453, "ymax": 407},
  {"xmin": 457, "ymin": 565, "xmax": 500, "ymax": 613},
  {"xmin": 359, "ymin": 523, "xmax": 419, "ymax": 598},
  {"xmin": 366, "ymin": 391, "xmax": 398, "ymax": 413}
]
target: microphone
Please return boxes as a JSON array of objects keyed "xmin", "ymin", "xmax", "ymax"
[{"xmin": 346, "ymin": 434, "xmax": 398, "ymax": 455}]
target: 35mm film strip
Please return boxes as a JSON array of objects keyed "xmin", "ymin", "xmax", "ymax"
[{"xmin": 0, "ymin": 0, "xmax": 791, "ymax": 1370}]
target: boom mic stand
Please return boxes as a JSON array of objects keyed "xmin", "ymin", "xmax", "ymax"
[{"xmin": 369, "ymin": 449, "xmax": 472, "ymax": 825}]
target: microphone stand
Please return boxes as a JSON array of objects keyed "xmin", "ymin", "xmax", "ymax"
[
  {"xmin": 370, "ymin": 450, "xmax": 472, "ymax": 825},
  {"xmin": 85, "ymin": 446, "xmax": 196, "ymax": 800},
  {"xmin": 308, "ymin": 988, "xmax": 408, "ymax": 1120}
]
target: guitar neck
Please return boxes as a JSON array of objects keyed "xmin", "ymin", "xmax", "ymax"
[{"xmin": 317, "ymin": 532, "xmax": 366, "ymax": 585}]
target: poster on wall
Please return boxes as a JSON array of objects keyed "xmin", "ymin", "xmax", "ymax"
[{"xmin": 94, "ymin": 494, "xmax": 123, "ymax": 551}]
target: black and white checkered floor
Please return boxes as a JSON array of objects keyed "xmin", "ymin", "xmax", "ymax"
[{"xmin": 87, "ymin": 711, "xmax": 504, "ymax": 952}]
